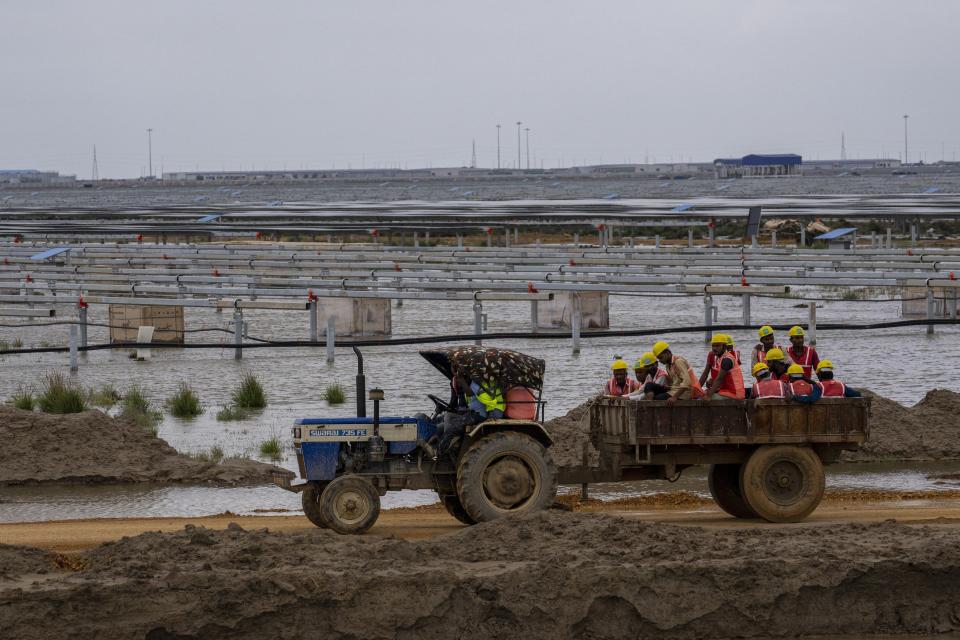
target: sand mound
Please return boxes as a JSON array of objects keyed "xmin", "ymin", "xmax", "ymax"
[
  {"xmin": 0, "ymin": 406, "xmax": 293, "ymax": 486},
  {"xmin": 544, "ymin": 397, "xmax": 598, "ymax": 466},
  {"xmin": 2, "ymin": 511, "xmax": 959, "ymax": 639}
]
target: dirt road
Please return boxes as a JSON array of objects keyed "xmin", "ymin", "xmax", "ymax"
[{"xmin": 6, "ymin": 498, "xmax": 960, "ymax": 553}]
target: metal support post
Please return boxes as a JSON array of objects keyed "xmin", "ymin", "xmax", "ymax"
[
  {"xmin": 708, "ymin": 226, "xmax": 715, "ymax": 248},
  {"xmin": 870, "ymin": 231, "xmax": 876, "ymax": 248},
  {"xmin": 233, "ymin": 309, "xmax": 243, "ymax": 360},
  {"xmin": 886, "ymin": 227, "xmax": 892, "ymax": 249},
  {"xmin": 655, "ymin": 235, "xmax": 661, "ymax": 249},
  {"xmin": 598, "ymin": 228, "xmax": 604, "ymax": 247},
  {"xmin": 514, "ymin": 227, "xmax": 518, "ymax": 244},
  {"xmin": 573, "ymin": 232, "xmax": 579, "ymax": 246},
  {"xmin": 457, "ymin": 234, "xmax": 463, "ymax": 249},
  {"xmin": 951, "ymin": 289, "xmax": 958, "ymax": 320},
  {"xmin": 530, "ymin": 300, "xmax": 539, "ymax": 333},
  {"xmin": 771, "ymin": 230, "xmax": 777, "ymax": 247},
  {"xmin": 808, "ymin": 301, "xmax": 817, "ymax": 346},
  {"xmin": 473, "ymin": 301, "xmax": 483, "ymax": 346},
  {"xmin": 571, "ymin": 293, "xmax": 582, "ymax": 354},
  {"xmin": 425, "ymin": 231, "xmax": 430, "ymax": 245},
  {"xmin": 326, "ymin": 316, "xmax": 336, "ymax": 363},
  {"xmin": 800, "ymin": 226, "xmax": 806, "ymax": 247},
  {"xmin": 703, "ymin": 294, "xmax": 715, "ymax": 343},
  {"xmin": 69, "ymin": 325, "xmax": 79, "ymax": 372},
  {"xmin": 78, "ymin": 306, "xmax": 88, "ymax": 348},
  {"xmin": 309, "ymin": 299, "xmax": 318, "ymax": 342},
  {"xmin": 487, "ymin": 232, "xmax": 492, "ymax": 248},
  {"xmin": 751, "ymin": 235, "xmax": 758, "ymax": 248},
  {"xmin": 413, "ymin": 232, "xmax": 419, "ymax": 248},
  {"xmin": 741, "ymin": 293, "xmax": 751, "ymax": 326},
  {"xmin": 504, "ymin": 228, "xmax": 509, "ymax": 247},
  {"xmin": 911, "ymin": 224, "xmax": 917, "ymax": 247},
  {"xmin": 688, "ymin": 229, "xmax": 694, "ymax": 248},
  {"xmin": 927, "ymin": 288, "xmax": 935, "ymax": 335}
]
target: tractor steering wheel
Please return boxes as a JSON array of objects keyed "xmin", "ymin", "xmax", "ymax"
[{"xmin": 427, "ymin": 394, "xmax": 451, "ymax": 416}]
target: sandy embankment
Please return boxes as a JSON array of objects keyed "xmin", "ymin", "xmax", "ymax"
[
  {"xmin": 2, "ymin": 510, "xmax": 960, "ymax": 639},
  {"xmin": 0, "ymin": 406, "xmax": 292, "ymax": 486}
]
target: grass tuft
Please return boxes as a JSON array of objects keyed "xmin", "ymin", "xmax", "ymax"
[
  {"xmin": 165, "ymin": 382, "xmax": 204, "ymax": 418},
  {"xmin": 188, "ymin": 445, "xmax": 225, "ymax": 463},
  {"xmin": 259, "ymin": 437, "xmax": 283, "ymax": 461},
  {"xmin": 87, "ymin": 383, "xmax": 121, "ymax": 408},
  {"xmin": 231, "ymin": 373, "xmax": 267, "ymax": 409},
  {"xmin": 38, "ymin": 372, "xmax": 87, "ymax": 414},
  {"xmin": 216, "ymin": 405, "xmax": 249, "ymax": 421},
  {"xmin": 10, "ymin": 386, "xmax": 35, "ymax": 411},
  {"xmin": 323, "ymin": 382, "xmax": 346, "ymax": 405},
  {"xmin": 120, "ymin": 385, "xmax": 163, "ymax": 432}
]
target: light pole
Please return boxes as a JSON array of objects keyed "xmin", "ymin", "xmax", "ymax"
[
  {"xmin": 516, "ymin": 121, "xmax": 522, "ymax": 170},
  {"xmin": 903, "ymin": 114, "xmax": 909, "ymax": 165},
  {"xmin": 496, "ymin": 124, "xmax": 501, "ymax": 169},
  {"xmin": 524, "ymin": 127, "xmax": 530, "ymax": 169},
  {"xmin": 147, "ymin": 128, "xmax": 153, "ymax": 178}
]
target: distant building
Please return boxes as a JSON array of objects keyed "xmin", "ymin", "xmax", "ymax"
[
  {"xmin": 803, "ymin": 158, "xmax": 902, "ymax": 172},
  {"xmin": 0, "ymin": 169, "xmax": 76, "ymax": 186},
  {"xmin": 713, "ymin": 154, "xmax": 802, "ymax": 178},
  {"xmin": 575, "ymin": 163, "xmax": 714, "ymax": 178}
]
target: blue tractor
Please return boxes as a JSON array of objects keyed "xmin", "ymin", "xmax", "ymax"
[{"xmin": 274, "ymin": 346, "xmax": 557, "ymax": 534}]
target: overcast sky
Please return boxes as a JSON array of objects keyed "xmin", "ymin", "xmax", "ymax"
[{"xmin": 2, "ymin": 0, "xmax": 958, "ymax": 178}]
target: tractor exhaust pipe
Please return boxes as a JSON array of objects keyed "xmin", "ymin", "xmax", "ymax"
[{"xmin": 353, "ymin": 346, "xmax": 366, "ymax": 418}]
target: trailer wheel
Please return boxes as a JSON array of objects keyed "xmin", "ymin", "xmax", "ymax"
[
  {"xmin": 740, "ymin": 445, "xmax": 825, "ymax": 523},
  {"xmin": 440, "ymin": 494, "xmax": 476, "ymax": 525},
  {"xmin": 301, "ymin": 481, "xmax": 329, "ymax": 528},
  {"xmin": 318, "ymin": 475, "xmax": 381, "ymax": 535},
  {"xmin": 707, "ymin": 464, "xmax": 757, "ymax": 519},
  {"xmin": 456, "ymin": 432, "xmax": 557, "ymax": 523}
]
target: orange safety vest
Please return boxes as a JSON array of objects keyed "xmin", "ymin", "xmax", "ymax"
[
  {"xmin": 753, "ymin": 379, "xmax": 789, "ymax": 399},
  {"xmin": 788, "ymin": 346, "xmax": 817, "ymax": 379},
  {"xmin": 605, "ymin": 377, "xmax": 640, "ymax": 397},
  {"xmin": 790, "ymin": 379, "xmax": 813, "ymax": 396},
  {"xmin": 716, "ymin": 352, "xmax": 746, "ymax": 399},
  {"xmin": 754, "ymin": 343, "xmax": 784, "ymax": 364},
  {"xmin": 818, "ymin": 380, "xmax": 847, "ymax": 397},
  {"xmin": 639, "ymin": 369, "xmax": 667, "ymax": 386}
]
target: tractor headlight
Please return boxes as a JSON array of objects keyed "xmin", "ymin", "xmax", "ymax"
[{"xmin": 292, "ymin": 427, "xmax": 302, "ymax": 440}]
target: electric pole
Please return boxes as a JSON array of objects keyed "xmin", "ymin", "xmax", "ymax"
[
  {"xmin": 91, "ymin": 145, "xmax": 99, "ymax": 182},
  {"xmin": 516, "ymin": 121, "xmax": 522, "ymax": 170},
  {"xmin": 471, "ymin": 139, "xmax": 477, "ymax": 169},
  {"xmin": 903, "ymin": 114, "xmax": 909, "ymax": 165},
  {"xmin": 525, "ymin": 127, "xmax": 530, "ymax": 169},
  {"xmin": 496, "ymin": 124, "xmax": 501, "ymax": 169},
  {"xmin": 147, "ymin": 128, "xmax": 153, "ymax": 178},
  {"xmin": 840, "ymin": 132, "xmax": 846, "ymax": 161}
]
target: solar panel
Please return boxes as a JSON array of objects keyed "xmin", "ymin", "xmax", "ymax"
[
  {"xmin": 815, "ymin": 227, "xmax": 857, "ymax": 240},
  {"xmin": 30, "ymin": 247, "xmax": 71, "ymax": 260}
]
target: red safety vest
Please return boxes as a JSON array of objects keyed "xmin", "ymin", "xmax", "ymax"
[
  {"xmin": 640, "ymin": 369, "xmax": 667, "ymax": 386},
  {"xmin": 716, "ymin": 353, "xmax": 746, "ymax": 399},
  {"xmin": 790, "ymin": 379, "xmax": 813, "ymax": 396},
  {"xmin": 731, "ymin": 349, "xmax": 742, "ymax": 365},
  {"xmin": 753, "ymin": 379, "xmax": 789, "ymax": 399},
  {"xmin": 818, "ymin": 380, "xmax": 847, "ymax": 397},
  {"xmin": 788, "ymin": 346, "xmax": 817, "ymax": 379},
  {"xmin": 754, "ymin": 343, "xmax": 784, "ymax": 364},
  {"xmin": 605, "ymin": 377, "xmax": 640, "ymax": 397}
]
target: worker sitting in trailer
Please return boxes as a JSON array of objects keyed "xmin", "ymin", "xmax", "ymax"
[
  {"xmin": 725, "ymin": 334, "xmax": 742, "ymax": 365},
  {"xmin": 786, "ymin": 326, "xmax": 820, "ymax": 379},
  {"xmin": 698, "ymin": 333, "xmax": 727, "ymax": 388},
  {"xmin": 792, "ymin": 360, "xmax": 862, "ymax": 403},
  {"xmin": 786, "ymin": 364, "xmax": 814, "ymax": 396},
  {"xmin": 751, "ymin": 325, "xmax": 784, "ymax": 367},
  {"xmin": 643, "ymin": 341, "xmax": 704, "ymax": 404},
  {"xmin": 750, "ymin": 362, "xmax": 793, "ymax": 399},
  {"xmin": 603, "ymin": 357, "xmax": 641, "ymax": 397},
  {"xmin": 762, "ymin": 348, "xmax": 790, "ymax": 382},
  {"xmin": 703, "ymin": 336, "xmax": 745, "ymax": 401}
]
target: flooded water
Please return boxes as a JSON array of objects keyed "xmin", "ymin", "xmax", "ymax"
[{"xmin": 1, "ymin": 287, "xmax": 958, "ymax": 523}]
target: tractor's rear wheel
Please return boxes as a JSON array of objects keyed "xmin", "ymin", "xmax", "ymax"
[
  {"xmin": 708, "ymin": 464, "xmax": 757, "ymax": 519},
  {"xmin": 440, "ymin": 494, "xmax": 476, "ymax": 525},
  {"xmin": 456, "ymin": 432, "xmax": 557, "ymax": 523},
  {"xmin": 740, "ymin": 445, "xmax": 825, "ymax": 523},
  {"xmin": 318, "ymin": 475, "xmax": 381, "ymax": 535},
  {"xmin": 301, "ymin": 481, "xmax": 328, "ymax": 528}
]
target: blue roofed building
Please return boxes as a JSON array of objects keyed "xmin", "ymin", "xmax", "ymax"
[{"xmin": 713, "ymin": 154, "xmax": 802, "ymax": 178}]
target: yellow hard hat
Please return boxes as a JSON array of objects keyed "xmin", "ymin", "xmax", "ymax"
[
  {"xmin": 711, "ymin": 333, "xmax": 727, "ymax": 344},
  {"xmin": 787, "ymin": 364, "xmax": 804, "ymax": 377},
  {"xmin": 752, "ymin": 362, "xmax": 770, "ymax": 378},
  {"xmin": 789, "ymin": 325, "xmax": 805, "ymax": 337},
  {"xmin": 764, "ymin": 347, "xmax": 785, "ymax": 362},
  {"xmin": 652, "ymin": 340, "xmax": 670, "ymax": 357},
  {"xmin": 725, "ymin": 335, "xmax": 735, "ymax": 347},
  {"xmin": 758, "ymin": 325, "xmax": 774, "ymax": 338},
  {"xmin": 816, "ymin": 359, "xmax": 834, "ymax": 373},
  {"xmin": 636, "ymin": 352, "xmax": 657, "ymax": 368},
  {"xmin": 611, "ymin": 358, "xmax": 629, "ymax": 371}
]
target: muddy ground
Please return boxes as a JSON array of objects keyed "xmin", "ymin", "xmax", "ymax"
[
  {"xmin": 2, "ymin": 510, "xmax": 960, "ymax": 639},
  {"xmin": 0, "ymin": 406, "xmax": 292, "ymax": 486},
  {"xmin": 545, "ymin": 389, "xmax": 960, "ymax": 467}
]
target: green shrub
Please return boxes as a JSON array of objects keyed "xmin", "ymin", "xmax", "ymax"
[
  {"xmin": 12, "ymin": 338, "xmax": 23, "ymax": 348},
  {"xmin": 87, "ymin": 383, "xmax": 121, "ymax": 408},
  {"xmin": 38, "ymin": 372, "xmax": 87, "ymax": 414},
  {"xmin": 216, "ymin": 405, "xmax": 249, "ymax": 421},
  {"xmin": 209, "ymin": 445, "xmax": 225, "ymax": 463},
  {"xmin": 165, "ymin": 382, "xmax": 204, "ymax": 418},
  {"xmin": 231, "ymin": 372, "xmax": 267, "ymax": 409},
  {"xmin": 10, "ymin": 386, "xmax": 35, "ymax": 411},
  {"xmin": 323, "ymin": 383, "xmax": 346, "ymax": 405},
  {"xmin": 259, "ymin": 437, "xmax": 283, "ymax": 461},
  {"xmin": 188, "ymin": 446, "xmax": 224, "ymax": 463},
  {"xmin": 120, "ymin": 385, "xmax": 163, "ymax": 431}
]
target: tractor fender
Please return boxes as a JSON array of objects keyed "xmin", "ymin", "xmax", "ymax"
[{"xmin": 465, "ymin": 419, "xmax": 553, "ymax": 449}]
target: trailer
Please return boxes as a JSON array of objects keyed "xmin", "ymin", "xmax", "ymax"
[{"xmin": 558, "ymin": 396, "xmax": 870, "ymax": 522}]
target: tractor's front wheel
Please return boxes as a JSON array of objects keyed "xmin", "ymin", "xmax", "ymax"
[
  {"xmin": 319, "ymin": 475, "xmax": 381, "ymax": 535},
  {"xmin": 456, "ymin": 432, "xmax": 557, "ymax": 523}
]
